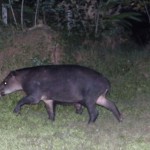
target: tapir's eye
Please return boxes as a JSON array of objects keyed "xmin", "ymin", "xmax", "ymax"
[{"xmin": 4, "ymin": 81, "xmax": 7, "ymax": 85}]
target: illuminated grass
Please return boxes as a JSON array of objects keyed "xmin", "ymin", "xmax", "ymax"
[{"xmin": 0, "ymin": 93, "xmax": 149, "ymax": 150}]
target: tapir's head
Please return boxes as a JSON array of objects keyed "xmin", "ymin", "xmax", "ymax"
[{"xmin": 0, "ymin": 71, "xmax": 22, "ymax": 97}]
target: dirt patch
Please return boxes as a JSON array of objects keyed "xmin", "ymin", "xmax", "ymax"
[{"xmin": 0, "ymin": 26, "xmax": 63, "ymax": 77}]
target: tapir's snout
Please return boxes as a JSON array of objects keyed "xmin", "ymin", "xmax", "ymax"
[
  {"xmin": 0, "ymin": 91, "xmax": 5, "ymax": 97},
  {"xmin": 0, "ymin": 85, "xmax": 5, "ymax": 98}
]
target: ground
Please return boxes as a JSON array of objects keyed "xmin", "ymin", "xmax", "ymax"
[{"xmin": 0, "ymin": 27, "xmax": 149, "ymax": 150}]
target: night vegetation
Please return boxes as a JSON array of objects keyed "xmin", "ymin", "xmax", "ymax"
[
  {"xmin": 0, "ymin": 0, "xmax": 150, "ymax": 43},
  {"xmin": 0, "ymin": 0, "xmax": 150, "ymax": 150}
]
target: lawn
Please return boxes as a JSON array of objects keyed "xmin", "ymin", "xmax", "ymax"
[{"xmin": 0, "ymin": 93, "xmax": 149, "ymax": 150}]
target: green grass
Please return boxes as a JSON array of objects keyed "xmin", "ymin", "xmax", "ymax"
[
  {"xmin": 0, "ymin": 29, "xmax": 150, "ymax": 149},
  {"xmin": 0, "ymin": 93, "xmax": 150, "ymax": 150}
]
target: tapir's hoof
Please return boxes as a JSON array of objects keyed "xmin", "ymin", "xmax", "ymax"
[
  {"xmin": 48, "ymin": 115, "xmax": 55, "ymax": 121},
  {"xmin": 119, "ymin": 113, "xmax": 123, "ymax": 122},
  {"xmin": 13, "ymin": 107, "xmax": 21, "ymax": 114}
]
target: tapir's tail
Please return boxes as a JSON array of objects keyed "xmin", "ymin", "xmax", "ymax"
[{"xmin": 96, "ymin": 94, "xmax": 122, "ymax": 122}]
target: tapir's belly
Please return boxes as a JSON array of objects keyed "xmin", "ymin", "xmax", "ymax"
[{"xmin": 25, "ymin": 79, "xmax": 86, "ymax": 102}]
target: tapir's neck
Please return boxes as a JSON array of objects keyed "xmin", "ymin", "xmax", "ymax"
[{"xmin": 14, "ymin": 70, "xmax": 29, "ymax": 86}]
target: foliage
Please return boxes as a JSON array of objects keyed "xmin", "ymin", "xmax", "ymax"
[
  {"xmin": 2, "ymin": 0, "xmax": 146, "ymax": 38},
  {"xmin": 40, "ymin": 0, "xmax": 142, "ymax": 37},
  {"xmin": 31, "ymin": 55, "xmax": 50, "ymax": 66}
]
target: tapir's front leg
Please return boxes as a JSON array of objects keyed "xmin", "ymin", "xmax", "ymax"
[
  {"xmin": 13, "ymin": 95, "xmax": 40, "ymax": 113},
  {"xmin": 43, "ymin": 100, "xmax": 55, "ymax": 121}
]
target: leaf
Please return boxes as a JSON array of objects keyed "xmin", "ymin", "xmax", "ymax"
[{"xmin": 109, "ymin": 12, "xmax": 142, "ymax": 22}]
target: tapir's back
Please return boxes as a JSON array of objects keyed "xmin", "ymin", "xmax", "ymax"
[
  {"xmin": 15, "ymin": 65, "xmax": 111, "ymax": 102},
  {"xmin": 16, "ymin": 65, "xmax": 110, "ymax": 88}
]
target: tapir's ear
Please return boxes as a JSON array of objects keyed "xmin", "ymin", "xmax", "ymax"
[{"xmin": 10, "ymin": 71, "xmax": 17, "ymax": 77}]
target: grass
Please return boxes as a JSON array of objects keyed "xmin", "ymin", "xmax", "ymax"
[
  {"xmin": 0, "ymin": 28, "xmax": 150, "ymax": 149},
  {"xmin": 0, "ymin": 93, "xmax": 149, "ymax": 150}
]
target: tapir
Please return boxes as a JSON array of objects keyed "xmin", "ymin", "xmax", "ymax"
[{"xmin": 0, "ymin": 65, "xmax": 122, "ymax": 123}]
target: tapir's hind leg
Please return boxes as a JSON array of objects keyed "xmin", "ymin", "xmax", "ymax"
[
  {"xmin": 96, "ymin": 94, "xmax": 122, "ymax": 122},
  {"xmin": 85, "ymin": 99, "xmax": 99, "ymax": 123},
  {"xmin": 74, "ymin": 103, "xmax": 83, "ymax": 114}
]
